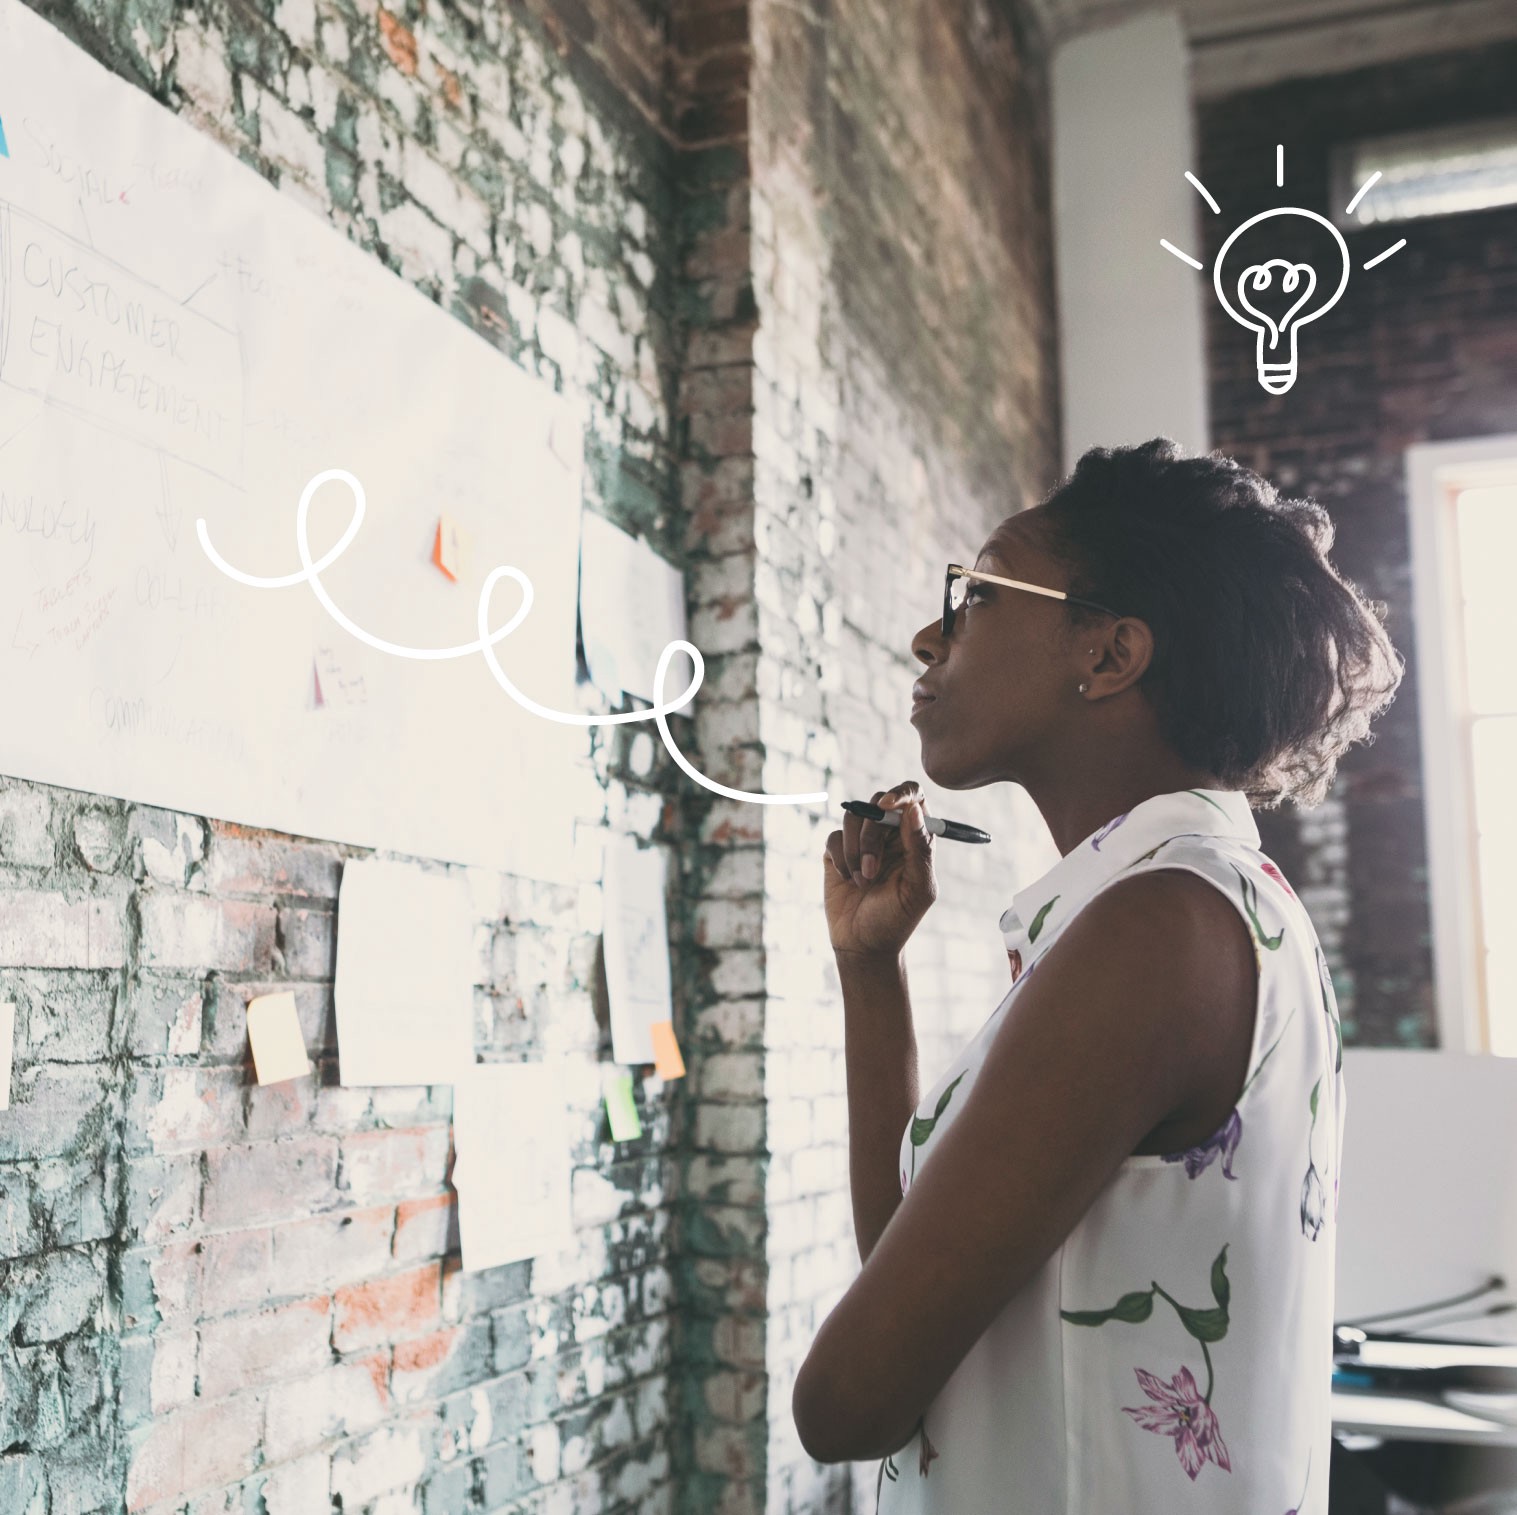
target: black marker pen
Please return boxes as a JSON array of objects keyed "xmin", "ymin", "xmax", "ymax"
[{"xmin": 840, "ymin": 799, "xmax": 991, "ymax": 845}]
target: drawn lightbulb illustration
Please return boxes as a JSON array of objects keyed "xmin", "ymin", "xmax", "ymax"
[
  {"xmin": 1213, "ymin": 208, "xmax": 1349, "ymax": 396},
  {"xmin": 1162, "ymin": 146, "xmax": 1408, "ymax": 397}
]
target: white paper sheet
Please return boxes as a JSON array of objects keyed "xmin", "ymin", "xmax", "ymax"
[
  {"xmin": 334, "ymin": 859, "xmax": 476, "ymax": 1086},
  {"xmin": 0, "ymin": 0, "xmax": 585, "ymax": 885},
  {"xmin": 0, "ymin": 1001, "xmax": 14, "ymax": 1112},
  {"xmin": 578, "ymin": 511, "xmax": 691, "ymax": 706},
  {"xmin": 602, "ymin": 837, "xmax": 674, "ymax": 1066},
  {"xmin": 452, "ymin": 1059, "xmax": 574, "ymax": 1271},
  {"xmin": 246, "ymin": 990, "xmax": 313, "ymax": 1084}
]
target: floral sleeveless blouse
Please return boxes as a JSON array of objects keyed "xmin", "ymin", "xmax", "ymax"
[{"xmin": 878, "ymin": 788, "xmax": 1344, "ymax": 1515}]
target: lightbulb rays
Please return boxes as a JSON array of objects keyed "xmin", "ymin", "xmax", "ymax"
[
  {"xmin": 1161, "ymin": 238, "xmax": 1204, "ymax": 270},
  {"xmin": 1160, "ymin": 144, "xmax": 1407, "ymax": 393}
]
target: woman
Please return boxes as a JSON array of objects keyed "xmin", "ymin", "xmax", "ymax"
[{"xmin": 792, "ymin": 439, "xmax": 1403, "ymax": 1513}]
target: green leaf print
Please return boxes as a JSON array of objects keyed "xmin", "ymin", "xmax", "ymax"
[
  {"xmin": 1121, "ymin": 841, "xmax": 1172, "ymax": 871},
  {"xmin": 908, "ymin": 1071, "xmax": 967, "ymax": 1187},
  {"xmin": 1061, "ymin": 1289, "xmax": 1156, "ymax": 1328},
  {"xmin": 1171, "ymin": 1302, "xmax": 1228, "ymax": 1343},
  {"xmin": 1310, "ymin": 1077, "xmax": 1320, "ymax": 1122},
  {"xmin": 1187, "ymin": 789, "xmax": 1231, "ymax": 816},
  {"xmin": 1063, "ymin": 1245, "xmax": 1232, "ymax": 1402},
  {"xmin": 1231, "ymin": 864, "xmax": 1284, "ymax": 950},
  {"xmin": 910, "ymin": 1071, "xmax": 966, "ymax": 1147},
  {"xmin": 1210, "ymin": 1245, "xmax": 1231, "ymax": 1313},
  {"xmin": 1027, "ymin": 896, "xmax": 1059, "ymax": 943}
]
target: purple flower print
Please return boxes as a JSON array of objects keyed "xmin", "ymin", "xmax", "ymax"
[
  {"xmin": 1300, "ymin": 1158, "xmax": 1326, "ymax": 1240},
  {"xmin": 1122, "ymin": 1365, "xmax": 1233, "ymax": 1479},
  {"xmin": 1163, "ymin": 1108, "xmax": 1242, "ymax": 1180},
  {"xmin": 1300, "ymin": 1076, "xmax": 1326, "ymax": 1240},
  {"xmin": 1284, "ymin": 1446, "xmax": 1313, "ymax": 1514},
  {"xmin": 1091, "ymin": 811, "xmax": 1130, "ymax": 850},
  {"xmin": 918, "ymin": 1418, "xmax": 939, "ymax": 1476}
]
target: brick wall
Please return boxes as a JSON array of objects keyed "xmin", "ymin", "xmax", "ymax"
[
  {"xmin": 1199, "ymin": 40, "xmax": 1517, "ymax": 1050},
  {"xmin": 745, "ymin": 1, "xmax": 1061, "ymax": 1509},
  {"xmin": 0, "ymin": 0, "xmax": 1061, "ymax": 1511},
  {"xmin": 2, "ymin": 0, "xmax": 685, "ymax": 1509}
]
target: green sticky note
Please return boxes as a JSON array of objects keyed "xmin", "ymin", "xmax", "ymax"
[{"xmin": 604, "ymin": 1070, "xmax": 642, "ymax": 1142}]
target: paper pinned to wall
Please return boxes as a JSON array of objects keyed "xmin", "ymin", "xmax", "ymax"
[
  {"xmin": 602, "ymin": 836, "xmax": 674, "ymax": 1066},
  {"xmin": 0, "ymin": 1001, "xmax": 14, "ymax": 1111},
  {"xmin": 577, "ymin": 511, "xmax": 691, "ymax": 706},
  {"xmin": 334, "ymin": 859, "xmax": 475, "ymax": 1086},
  {"xmin": 0, "ymin": 0, "xmax": 585, "ymax": 885},
  {"xmin": 452, "ymin": 1059, "xmax": 574, "ymax": 1271},
  {"xmin": 246, "ymin": 990, "xmax": 313, "ymax": 1085},
  {"xmin": 602, "ymin": 1067, "xmax": 643, "ymax": 1142}
]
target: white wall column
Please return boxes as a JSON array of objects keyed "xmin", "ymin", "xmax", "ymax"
[{"xmin": 1051, "ymin": 10, "xmax": 1209, "ymax": 473}]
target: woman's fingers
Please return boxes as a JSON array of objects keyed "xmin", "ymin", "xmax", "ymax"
[
  {"xmin": 824, "ymin": 829, "xmax": 853, "ymax": 883},
  {"xmin": 857, "ymin": 781, "xmax": 922, "ymax": 883},
  {"xmin": 842, "ymin": 788, "xmax": 888, "ymax": 881}
]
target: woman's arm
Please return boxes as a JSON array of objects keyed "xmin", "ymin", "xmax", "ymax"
[
  {"xmin": 837, "ymin": 950, "xmax": 920, "ymax": 1265},
  {"xmin": 795, "ymin": 871, "xmax": 1254, "ymax": 1464}
]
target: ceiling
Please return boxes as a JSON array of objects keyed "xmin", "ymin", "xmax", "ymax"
[{"xmin": 1027, "ymin": 0, "xmax": 1517, "ymax": 97}]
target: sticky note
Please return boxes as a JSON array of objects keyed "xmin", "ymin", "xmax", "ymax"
[
  {"xmin": 649, "ymin": 1020, "xmax": 685, "ymax": 1080},
  {"xmin": 432, "ymin": 514, "xmax": 473, "ymax": 583},
  {"xmin": 246, "ymin": 991, "xmax": 313, "ymax": 1084},
  {"xmin": 603, "ymin": 1069, "xmax": 642, "ymax": 1142},
  {"xmin": 313, "ymin": 644, "xmax": 367, "ymax": 709},
  {"xmin": 0, "ymin": 118, "xmax": 9, "ymax": 159},
  {"xmin": 0, "ymin": 1001, "xmax": 14, "ymax": 1111}
]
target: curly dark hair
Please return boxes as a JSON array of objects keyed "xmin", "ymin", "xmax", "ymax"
[{"xmin": 1028, "ymin": 438, "xmax": 1404, "ymax": 809}]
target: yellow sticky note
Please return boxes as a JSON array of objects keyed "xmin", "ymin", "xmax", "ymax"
[
  {"xmin": 0, "ymin": 1000, "xmax": 14, "ymax": 1112},
  {"xmin": 604, "ymin": 1070, "xmax": 642, "ymax": 1142},
  {"xmin": 649, "ymin": 1020, "xmax": 685, "ymax": 1080},
  {"xmin": 432, "ymin": 514, "xmax": 473, "ymax": 583},
  {"xmin": 246, "ymin": 991, "xmax": 313, "ymax": 1085}
]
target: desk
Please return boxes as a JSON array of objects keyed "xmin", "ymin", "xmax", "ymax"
[{"xmin": 1334, "ymin": 1388, "xmax": 1517, "ymax": 1448}]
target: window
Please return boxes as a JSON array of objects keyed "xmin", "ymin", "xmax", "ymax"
[
  {"xmin": 1331, "ymin": 116, "xmax": 1517, "ymax": 230},
  {"xmin": 1407, "ymin": 440, "xmax": 1517, "ymax": 1056}
]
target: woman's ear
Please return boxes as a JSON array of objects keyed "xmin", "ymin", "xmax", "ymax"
[{"xmin": 1094, "ymin": 617, "xmax": 1154, "ymax": 695}]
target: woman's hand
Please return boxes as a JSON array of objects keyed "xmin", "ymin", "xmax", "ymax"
[{"xmin": 823, "ymin": 781, "xmax": 938, "ymax": 961}]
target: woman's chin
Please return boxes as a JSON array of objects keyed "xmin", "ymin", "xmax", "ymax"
[{"xmin": 914, "ymin": 741, "xmax": 967, "ymax": 792}]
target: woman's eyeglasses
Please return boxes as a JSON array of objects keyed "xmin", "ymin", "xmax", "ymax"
[{"xmin": 942, "ymin": 563, "xmax": 1124, "ymax": 638}]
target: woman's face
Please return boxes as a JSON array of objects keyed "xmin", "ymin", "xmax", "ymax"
[{"xmin": 908, "ymin": 509, "xmax": 1088, "ymax": 791}]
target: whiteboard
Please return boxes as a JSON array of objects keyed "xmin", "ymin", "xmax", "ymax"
[
  {"xmin": 1336, "ymin": 1049, "xmax": 1517, "ymax": 1343},
  {"xmin": 0, "ymin": 0, "xmax": 586, "ymax": 883}
]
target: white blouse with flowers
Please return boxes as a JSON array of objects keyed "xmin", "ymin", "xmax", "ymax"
[{"xmin": 876, "ymin": 788, "xmax": 1345, "ymax": 1515}]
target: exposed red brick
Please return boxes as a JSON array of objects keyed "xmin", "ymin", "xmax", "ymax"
[
  {"xmin": 378, "ymin": 8, "xmax": 418, "ymax": 75},
  {"xmin": 126, "ymin": 1395, "xmax": 262, "ymax": 1510},
  {"xmin": 334, "ymin": 1263, "xmax": 442, "ymax": 1352}
]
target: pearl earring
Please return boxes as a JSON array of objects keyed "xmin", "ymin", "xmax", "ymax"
[{"xmin": 1078, "ymin": 681, "xmax": 1089, "ymax": 694}]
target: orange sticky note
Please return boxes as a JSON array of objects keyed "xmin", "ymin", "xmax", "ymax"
[
  {"xmin": 432, "ymin": 515, "xmax": 473, "ymax": 583},
  {"xmin": 649, "ymin": 1020, "xmax": 685, "ymax": 1080}
]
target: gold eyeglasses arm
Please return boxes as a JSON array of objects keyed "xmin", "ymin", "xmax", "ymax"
[{"xmin": 950, "ymin": 565, "xmax": 1068, "ymax": 602}]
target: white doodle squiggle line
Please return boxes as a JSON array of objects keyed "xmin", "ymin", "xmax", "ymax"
[{"xmin": 195, "ymin": 468, "xmax": 830, "ymax": 807}]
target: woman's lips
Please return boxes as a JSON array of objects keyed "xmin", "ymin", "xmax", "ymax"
[{"xmin": 910, "ymin": 691, "xmax": 937, "ymax": 720}]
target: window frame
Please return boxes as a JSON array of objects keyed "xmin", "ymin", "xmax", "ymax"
[
  {"xmin": 1329, "ymin": 114, "xmax": 1517, "ymax": 232},
  {"xmin": 1406, "ymin": 435, "xmax": 1517, "ymax": 1055}
]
